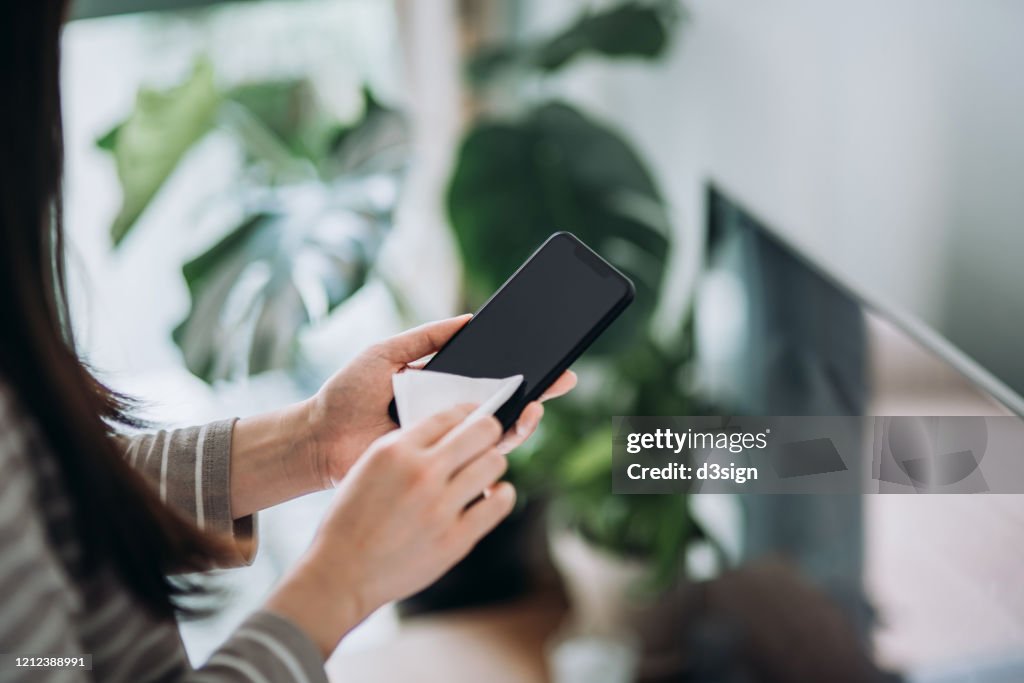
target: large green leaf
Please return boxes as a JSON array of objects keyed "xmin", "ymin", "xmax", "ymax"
[
  {"xmin": 102, "ymin": 60, "xmax": 221, "ymax": 246},
  {"xmin": 218, "ymin": 83, "xmax": 409, "ymax": 179},
  {"xmin": 325, "ymin": 88, "xmax": 409, "ymax": 178},
  {"xmin": 172, "ymin": 179, "xmax": 395, "ymax": 382},
  {"xmin": 226, "ymin": 79, "xmax": 322, "ymax": 160},
  {"xmin": 224, "ymin": 79, "xmax": 383, "ymax": 171},
  {"xmin": 469, "ymin": 1, "xmax": 679, "ymax": 83},
  {"xmin": 447, "ymin": 102, "xmax": 671, "ymax": 352},
  {"xmin": 538, "ymin": 2, "xmax": 673, "ymax": 69},
  {"xmin": 172, "ymin": 86, "xmax": 409, "ymax": 383}
]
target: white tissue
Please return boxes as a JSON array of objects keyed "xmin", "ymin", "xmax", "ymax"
[{"xmin": 392, "ymin": 370, "xmax": 524, "ymax": 426}]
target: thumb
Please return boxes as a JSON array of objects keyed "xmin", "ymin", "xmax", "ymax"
[{"xmin": 377, "ymin": 314, "xmax": 471, "ymax": 366}]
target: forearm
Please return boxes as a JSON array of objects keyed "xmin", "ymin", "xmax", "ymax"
[
  {"xmin": 229, "ymin": 399, "xmax": 327, "ymax": 518},
  {"xmin": 264, "ymin": 544, "xmax": 368, "ymax": 658}
]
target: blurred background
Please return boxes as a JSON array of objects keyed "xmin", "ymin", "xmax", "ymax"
[{"xmin": 62, "ymin": 1, "xmax": 1024, "ymax": 681}]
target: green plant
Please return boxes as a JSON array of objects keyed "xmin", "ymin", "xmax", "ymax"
[
  {"xmin": 98, "ymin": 60, "xmax": 408, "ymax": 382},
  {"xmin": 448, "ymin": 0, "xmax": 707, "ymax": 586}
]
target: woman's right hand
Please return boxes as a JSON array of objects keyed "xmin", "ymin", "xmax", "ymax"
[{"xmin": 265, "ymin": 404, "xmax": 513, "ymax": 657}]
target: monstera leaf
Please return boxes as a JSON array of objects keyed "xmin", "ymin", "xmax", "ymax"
[
  {"xmin": 98, "ymin": 61, "xmax": 405, "ymax": 244},
  {"xmin": 469, "ymin": 1, "xmax": 680, "ymax": 83},
  {"xmin": 226, "ymin": 79, "xmax": 327, "ymax": 163},
  {"xmin": 98, "ymin": 58, "xmax": 409, "ymax": 382},
  {"xmin": 172, "ymin": 87, "xmax": 408, "ymax": 382},
  {"xmin": 172, "ymin": 176, "xmax": 397, "ymax": 382},
  {"xmin": 327, "ymin": 88, "xmax": 408, "ymax": 176},
  {"xmin": 102, "ymin": 60, "xmax": 220, "ymax": 245},
  {"xmin": 448, "ymin": 102, "xmax": 670, "ymax": 352}
]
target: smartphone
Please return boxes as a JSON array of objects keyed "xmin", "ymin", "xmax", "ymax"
[{"xmin": 389, "ymin": 232, "xmax": 635, "ymax": 430}]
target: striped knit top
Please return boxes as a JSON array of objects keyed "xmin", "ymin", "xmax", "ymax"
[{"xmin": 0, "ymin": 383, "xmax": 327, "ymax": 683}]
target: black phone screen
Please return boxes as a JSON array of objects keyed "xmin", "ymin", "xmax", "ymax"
[{"xmin": 417, "ymin": 232, "xmax": 634, "ymax": 427}]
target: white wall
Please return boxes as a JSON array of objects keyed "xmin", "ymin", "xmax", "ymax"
[{"xmin": 523, "ymin": 0, "xmax": 1024, "ymax": 396}]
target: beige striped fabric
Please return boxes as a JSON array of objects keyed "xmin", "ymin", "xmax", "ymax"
[
  {"xmin": 0, "ymin": 382, "xmax": 327, "ymax": 683},
  {"xmin": 116, "ymin": 427, "xmax": 256, "ymax": 567}
]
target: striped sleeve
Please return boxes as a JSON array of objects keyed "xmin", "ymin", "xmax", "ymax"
[
  {"xmin": 122, "ymin": 421, "xmax": 257, "ymax": 567},
  {"xmin": 0, "ymin": 397, "xmax": 327, "ymax": 682},
  {"xmin": 0, "ymin": 397, "xmax": 91, "ymax": 683},
  {"xmin": 195, "ymin": 612, "xmax": 327, "ymax": 683}
]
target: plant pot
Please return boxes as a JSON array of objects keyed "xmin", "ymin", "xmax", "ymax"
[
  {"xmin": 397, "ymin": 500, "xmax": 547, "ymax": 617},
  {"xmin": 548, "ymin": 525, "xmax": 694, "ymax": 681}
]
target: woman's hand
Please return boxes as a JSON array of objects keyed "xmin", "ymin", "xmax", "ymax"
[
  {"xmin": 229, "ymin": 316, "xmax": 576, "ymax": 518},
  {"xmin": 266, "ymin": 405, "xmax": 515, "ymax": 656},
  {"xmin": 304, "ymin": 315, "xmax": 577, "ymax": 488}
]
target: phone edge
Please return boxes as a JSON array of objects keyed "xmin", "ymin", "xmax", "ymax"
[{"xmin": 388, "ymin": 231, "xmax": 636, "ymax": 429}]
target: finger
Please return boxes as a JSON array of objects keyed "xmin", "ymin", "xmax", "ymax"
[
  {"xmin": 497, "ymin": 402, "xmax": 543, "ymax": 454},
  {"xmin": 403, "ymin": 404, "xmax": 476, "ymax": 447},
  {"xmin": 456, "ymin": 482, "xmax": 516, "ymax": 546},
  {"xmin": 431, "ymin": 415, "xmax": 503, "ymax": 473},
  {"xmin": 448, "ymin": 449, "xmax": 508, "ymax": 511},
  {"xmin": 378, "ymin": 315, "xmax": 472, "ymax": 366},
  {"xmin": 405, "ymin": 355, "xmax": 434, "ymax": 370},
  {"xmin": 540, "ymin": 370, "xmax": 577, "ymax": 401}
]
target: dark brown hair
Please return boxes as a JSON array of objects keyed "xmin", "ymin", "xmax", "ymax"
[{"xmin": 0, "ymin": 1, "xmax": 227, "ymax": 618}]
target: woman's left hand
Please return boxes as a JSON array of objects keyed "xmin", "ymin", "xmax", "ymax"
[{"xmin": 303, "ymin": 315, "xmax": 577, "ymax": 488}]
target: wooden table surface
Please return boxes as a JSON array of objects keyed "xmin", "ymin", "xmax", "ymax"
[{"xmin": 325, "ymin": 593, "xmax": 568, "ymax": 683}]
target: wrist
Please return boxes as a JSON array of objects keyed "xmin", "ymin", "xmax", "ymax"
[
  {"xmin": 288, "ymin": 397, "xmax": 331, "ymax": 492},
  {"xmin": 229, "ymin": 400, "xmax": 325, "ymax": 517},
  {"xmin": 298, "ymin": 395, "xmax": 340, "ymax": 491},
  {"xmin": 265, "ymin": 547, "xmax": 368, "ymax": 658}
]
